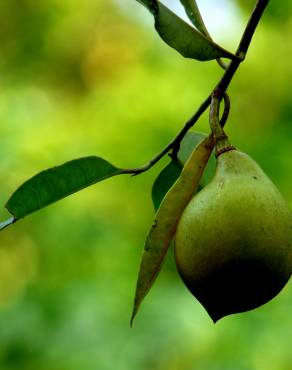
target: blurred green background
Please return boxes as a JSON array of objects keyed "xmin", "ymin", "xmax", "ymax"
[{"xmin": 0, "ymin": 1, "xmax": 291, "ymax": 369}]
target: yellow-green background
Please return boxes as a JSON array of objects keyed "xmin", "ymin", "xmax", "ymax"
[{"xmin": 0, "ymin": 1, "xmax": 291, "ymax": 369}]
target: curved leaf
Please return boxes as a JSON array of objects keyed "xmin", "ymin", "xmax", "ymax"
[
  {"xmin": 180, "ymin": 0, "xmax": 210, "ymax": 37},
  {"xmin": 151, "ymin": 131, "xmax": 208, "ymax": 211},
  {"xmin": 131, "ymin": 134, "xmax": 215, "ymax": 325},
  {"xmin": 179, "ymin": 1, "xmax": 227, "ymax": 69},
  {"xmin": 136, "ymin": 0, "xmax": 236, "ymax": 61},
  {"xmin": 178, "ymin": 131, "xmax": 207, "ymax": 163},
  {"xmin": 178, "ymin": 131, "xmax": 216, "ymax": 187},
  {"xmin": 5, "ymin": 157, "xmax": 124, "ymax": 221}
]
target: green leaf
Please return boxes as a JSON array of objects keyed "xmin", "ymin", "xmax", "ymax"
[
  {"xmin": 5, "ymin": 157, "xmax": 124, "ymax": 221},
  {"xmin": 178, "ymin": 131, "xmax": 216, "ymax": 187},
  {"xmin": 136, "ymin": 0, "xmax": 236, "ymax": 61},
  {"xmin": 179, "ymin": 0, "xmax": 210, "ymax": 37},
  {"xmin": 179, "ymin": 1, "xmax": 228, "ymax": 69},
  {"xmin": 151, "ymin": 131, "xmax": 211, "ymax": 211},
  {"xmin": 178, "ymin": 131, "xmax": 208, "ymax": 163},
  {"xmin": 131, "ymin": 135, "xmax": 215, "ymax": 325},
  {"xmin": 152, "ymin": 160, "xmax": 183, "ymax": 211}
]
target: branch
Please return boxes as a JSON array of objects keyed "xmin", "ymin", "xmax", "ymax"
[{"xmin": 126, "ymin": 0, "xmax": 270, "ymax": 176}]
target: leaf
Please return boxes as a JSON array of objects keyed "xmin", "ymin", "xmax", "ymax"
[
  {"xmin": 5, "ymin": 157, "xmax": 124, "ymax": 221},
  {"xmin": 135, "ymin": 0, "xmax": 236, "ymax": 61},
  {"xmin": 179, "ymin": 1, "xmax": 227, "ymax": 69},
  {"xmin": 0, "ymin": 217, "xmax": 15, "ymax": 231},
  {"xmin": 152, "ymin": 160, "xmax": 183, "ymax": 211},
  {"xmin": 178, "ymin": 131, "xmax": 208, "ymax": 163},
  {"xmin": 131, "ymin": 134, "xmax": 215, "ymax": 325},
  {"xmin": 178, "ymin": 131, "xmax": 216, "ymax": 188},
  {"xmin": 151, "ymin": 131, "xmax": 207, "ymax": 211},
  {"xmin": 179, "ymin": 0, "xmax": 210, "ymax": 37}
]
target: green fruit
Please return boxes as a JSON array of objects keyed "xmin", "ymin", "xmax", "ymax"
[{"xmin": 174, "ymin": 148, "xmax": 292, "ymax": 322}]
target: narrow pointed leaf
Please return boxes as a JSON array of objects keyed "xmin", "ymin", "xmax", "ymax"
[
  {"xmin": 131, "ymin": 134, "xmax": 215, "ymax": 325},
  {"xmin": 136, "ymin": 0, "xmax": 236, "ymax": 61},
  {"xmin": 180, "ymin": 0, "xmax": 210, "ymax": 37},
  {"xmin": 179, "ymin": 1, "xmax": 227, "ymax": 69},
  {"xmin": 5, "ymin": 157, "xmax": 124, "ymax": 221}
]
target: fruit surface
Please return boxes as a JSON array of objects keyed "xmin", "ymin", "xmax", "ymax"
[{"xmin": 174, "ymin": 149, "xmax": 292, "ymax": 322}]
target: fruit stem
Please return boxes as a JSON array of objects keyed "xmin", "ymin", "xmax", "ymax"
[{"xmin": 210, "ymin": 92, "xmax": 235, "ymax": 157}]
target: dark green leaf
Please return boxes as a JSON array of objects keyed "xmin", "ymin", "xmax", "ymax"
[
  {"xmin": 136, "ymin": 1, "xmax": 236, "ymax": 61},
  {"xmin": 5, "ymin": 157, "xmax": 123, "ymax": 220},
  {"xmin": 136, "ymin": 0, "xmax": 158, "ymax": 14},
  {"xmin": 152, "ymin": 160, "xmax": 183, "ymax": 211}
]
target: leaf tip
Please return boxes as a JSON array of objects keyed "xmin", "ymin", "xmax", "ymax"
[
  {"xmin": 130, "ymin": 304, "xmax": 138, "ymax": 327},
  {"xmin": 130, "ymin": 317, "xmax": 134, "ymax": 328},
  {"xmin": 0, "ymin": 216, "xmax": 16, "ymax": 231}
]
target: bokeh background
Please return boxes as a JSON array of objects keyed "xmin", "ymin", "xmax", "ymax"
[{"xmin": 0, "ymin": 1, "xmax": 291, "ymax": 369}]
